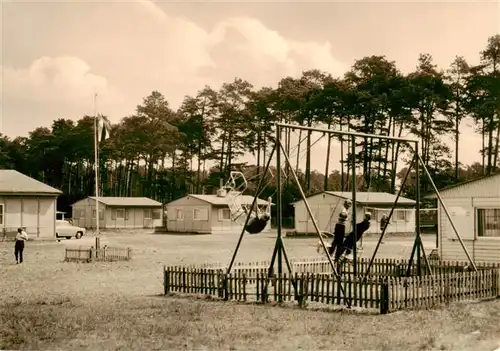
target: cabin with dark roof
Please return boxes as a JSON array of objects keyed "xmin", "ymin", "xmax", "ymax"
[
  {"xmin": 165, "ymin": 193, "xmax": 273, "ymax": 235},
  {"xmin": 0, "ymin": 169, "xmax": 62, "ymax": 239},
  {"xmin": 70, "ymin": 196, "xmax": 163, "ymax": 229}
]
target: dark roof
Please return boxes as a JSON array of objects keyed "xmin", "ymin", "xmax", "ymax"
[
  {"xmin": 0, "ymin": 170, "xmax": 62, "ymax": 195},
  {"xmin": 425, "ymin": 172, "xmax": 500, "ymax": 198},
  {"xmin": 292, "ymin": 191, "xmax": 416, "ymax": 206}
]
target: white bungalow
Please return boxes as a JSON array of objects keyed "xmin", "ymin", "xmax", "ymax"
[
  {"xmin": 0, "ymin": 169, "xmax": 62, "ymax": 239},
  {"xmin": 292, "ymin": 191, "xmax": 416, "ymax": 235},
  {"xmin": 71, "ymin": 197, "xmax": 163, "ymax": 229},
  {"xmin": 165, "ymin": 193, "xmax": 273, "ymax": 235},
  {"xmin": 427, "ymin": 173, "xmax": 500, "ymax": 264}
]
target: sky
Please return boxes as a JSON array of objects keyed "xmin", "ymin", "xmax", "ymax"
[{"xmin": 1, "ymin": 0, "xmax": 499, "ymax": 173}]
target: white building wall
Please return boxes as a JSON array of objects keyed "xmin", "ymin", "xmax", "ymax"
[
  {"xmin": 166, "ymin": 196, "xmax": 272, "ymax": 234},
  {"xmin": 0, "ymin": 196, "xmax": 57, "ymax": 238},
  {"xmin": 437, "ymin": 175, "xmax": 500, "ymax": 263},
  {"xmin": 23, "ymin": 198, "xmax": 39, "ymax": 230},
  {"xmin": 4, "ymin": 198, "xmax": 21, "ymax": 228},
  {"xmin": 210, "ymin": 206, "xmax": 272, "ymax": 234},
  {"xmin": 38, "ymin": 198, "xmax": 56, "ymax": 238},
  {"xmin": 166, "ymin": 197, "xmax": 212, "ymax": 234},
  {"xmin": 294, "ymin": 193, "xmax": 415, "ymax": 235},
  {"xmin": 72, "ymin": 197, "xmax": 162, "ymax": 229}
]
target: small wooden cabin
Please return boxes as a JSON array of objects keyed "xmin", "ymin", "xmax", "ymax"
[
  {"xmin": 292, "ymin": 191, "xmax": 416, "ymax": 235},
  {"xmin": 165, "ymin": 193, "xmax": 272, "ymax": 235},
  {"xmin": 71, "ymin": 197, "xmax": 163, "ymax": 229}
]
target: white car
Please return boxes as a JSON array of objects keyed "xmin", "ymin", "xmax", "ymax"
[{"xmin": 56, "ymin": 220, "xmax": 86, "ymax": 239}]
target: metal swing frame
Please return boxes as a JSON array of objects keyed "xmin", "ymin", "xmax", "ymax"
[{"xmin": 225, "ymin": 122, "xmax": 478, "ymax": 307}]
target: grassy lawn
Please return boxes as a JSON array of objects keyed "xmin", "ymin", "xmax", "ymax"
[{"xmin": 1, "ymin": 231, "xmax": 499, "ymax": 350}]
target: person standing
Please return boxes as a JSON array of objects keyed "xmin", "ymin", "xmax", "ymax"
[
  {"xmin": 15, "ymin": 228, "xmax": 29, "ymax": 264},
  {"xmin": 379, "ymin": 213, "xmax": 389, "ymax": 244}
]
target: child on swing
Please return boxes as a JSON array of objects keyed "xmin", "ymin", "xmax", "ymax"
[
  {"xmin": 335, "ymin": 212, "xmax": 372, "ymax": 262},
  {"xmin": 316, "ymin": 200, "xmax": 352, "ymax": 256}
]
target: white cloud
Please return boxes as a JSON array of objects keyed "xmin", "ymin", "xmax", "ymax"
[
  {"xmin": 209, "ymin": 16, "xmax": 346, "ymax": 81},
  {"xmin": 3, "ymin": 56, "xmax": 111, "ymax": 103},
  {"xmin": 1, "ymin": 1, "xmax": 484, "ymax": 171},
  {"xmin": 1, "ymin": 0, "xmax": 345, "ymax": 140},
  {"xmin": 1, "ymin": 56, "xmax": 127, "ymax": 133}
]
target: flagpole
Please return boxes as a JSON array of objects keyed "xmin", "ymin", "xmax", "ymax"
[{"xmin": 93, "ymin": 93, "xmax": 100, "ymax": 250}]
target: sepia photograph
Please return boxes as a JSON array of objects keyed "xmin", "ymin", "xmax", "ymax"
[{"xmin": 1, "ymin": 0, "xmax": 500, "ymax": 350}]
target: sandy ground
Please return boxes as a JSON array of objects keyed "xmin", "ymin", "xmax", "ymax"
[
  {"xmin": 1, "ymin": 231, "xmax": 435, "ymax": 303},
  {"xmin": 2, "ymin": 231, "xmax": 500, "ymax": 351}
]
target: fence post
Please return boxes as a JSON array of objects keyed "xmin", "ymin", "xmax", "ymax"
[
  {"xmin": 261, "ymin": 278, "xmax": 268, "ymax": 304},
  {"xmin": 223, "ymin": 275, "xmax": 229, "ymax": 301},
  {"xmin": 127, "ymin": 248, "xmax": 132, "ymax": 260},
  {"xmin": 380, "ymin": 278, "xmax": 389, "ymax": 314},
  {"xmin": 164, "ymin": 266, "xmax": 169, "ymax": 295},
  {"xmin": 496, "ymin": 268, "xmax": 500, "ymax": 298}
]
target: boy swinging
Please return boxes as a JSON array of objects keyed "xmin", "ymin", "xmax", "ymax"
[
  {"xmin": 328, "ymin": 200, "xmax": 352, "ymax": 257},
  {"xmin": 335, "ymin": 212, "xmax": 372, "ymax": 262}
]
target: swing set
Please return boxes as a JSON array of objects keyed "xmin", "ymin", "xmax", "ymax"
[{"xmin": 222, "ymin": 122, "xmax": 477, "ymax": 306}]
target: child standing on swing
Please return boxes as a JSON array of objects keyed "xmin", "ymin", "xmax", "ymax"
[
  {"xmin": 335, "ymin": 212, "xmax": 372, "ymax": 262},
  {"xmin": 328, "ymin": 200, "xmax": 352, "ymax": 256}
]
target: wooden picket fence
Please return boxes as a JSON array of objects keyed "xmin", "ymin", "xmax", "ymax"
[
  {"xmin": 65, "ymin": 246, "xmax": 132, "ymax": 262},
  {"xmin": 387, "ymin": 269, "xmax": 499, "ymax": 311},
  {"xmin": 182, "ymin": 256, "xmax": 500, "ymax": 278},
  {"xmin": 163, "ymin": 258, "xmax": 500, "ymax": 314}
]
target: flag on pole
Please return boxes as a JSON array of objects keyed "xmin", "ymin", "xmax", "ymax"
[{"xmin": 97, "ymin": 114, "xmax": 112, "ymax": 142}]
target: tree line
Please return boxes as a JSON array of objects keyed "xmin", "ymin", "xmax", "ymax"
[{"xmin": 1, "ymin": 34, "xmax": 499, "ymax": 213}]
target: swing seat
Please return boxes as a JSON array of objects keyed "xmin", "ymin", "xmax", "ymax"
[
  {"xmin": 343, "ymin": 246, "xmax": 364, "ymax": 263},
  {"xmin": 245, "ymin": 214, "xmax": 270, "ymax": 234},
  {"xmin": 316, "ymin": 241, "xmax": 332, "ymax": 254}
]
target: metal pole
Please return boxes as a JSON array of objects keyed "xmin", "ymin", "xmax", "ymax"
[
  {"xmin": 363, "ymin": 153, "xmax": 416, "ymax": 280},
  {"xmin": 417, "ymin": 153, "xmax": 477, "ymax": 271},
  {"xmin": 276, "ymin": 122, "xmax": 416, "ymax": 143},
  {"xmin": 278, "ymin": 141, "xmax": 351, "ymax": 308},
  {"xmin": 276, "ymin": 125, "xmax": 283, "ymax": 276},
  {"xmin": 226, "ymin": 144, "xmax": 276, "ymax": 274},
  {"xmin": 351, "ymin": 135, "xmax": 357, "ymax": 277},
  {"xmin": 415, "ymin": 145, "xmax": 422, "ymax": 276},
  {"xmin": 93, "ymin": 93, "xmax": 100, "ymax": 249}
]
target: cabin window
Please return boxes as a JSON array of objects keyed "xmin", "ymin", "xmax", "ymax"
[
  {"xmin": 176, "ymin": 209, "xmax": 184, "ymax": 221},
  {"xmin": 193, "ymin": 208, "xmax": 208, "ymax": 221},
  {"xmin": 218, "ymin": 208, "xmax": 231, "ymax": 221},
  {"xmin": 111, "ymin": 208, "xmax": 128, "ymax": 220},
  {"xmin": 397, "ymin": 210, "xmax": 406, "ymax": 221},
  {"xmin": 477, "ymin": 209, "xmax": 500, "ymax": 238},
  {"xmin": 152, "ymin": 209, "xmax": 161, "ymax": 220},
  {"xmin": 0, "ymin": 204, "xmax": 3, "ymax": 225},
  {"xmin": 73, "ymin": 209, "xmax": 82, "ymax": 219},
  {"xmin": 144, "ymin": 209, "xmax": 152, "ymax": 219},
  {"xmin": 92, "ymin": 209, "xmax": 104, "ymax": 220}
]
